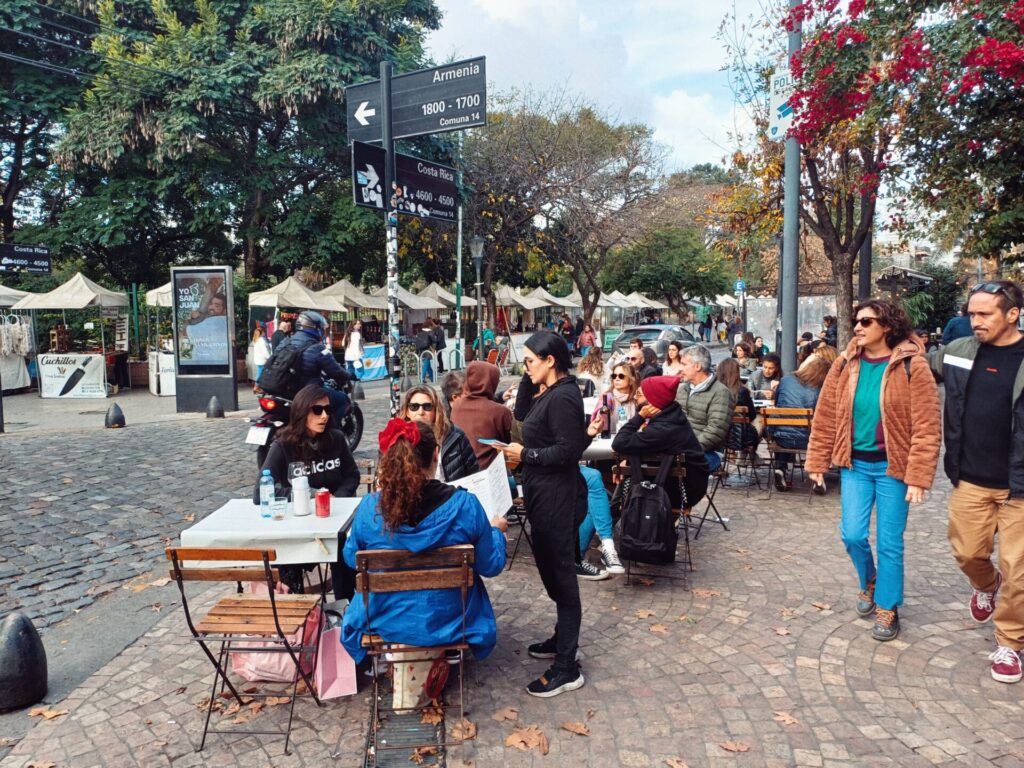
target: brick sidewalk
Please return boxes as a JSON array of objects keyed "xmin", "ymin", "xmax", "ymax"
[{"xmin": 4, "ymin": 472, "xmax": 1023, "ymax": 767}]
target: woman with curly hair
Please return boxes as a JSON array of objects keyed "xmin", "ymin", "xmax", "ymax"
[
  {"xmin": 341, "ymin": 419, "xmax": 508, "ymax": 664},
  {"xmin": 806, "ymin": 299, "xmax": 940, "ymax": 642}
]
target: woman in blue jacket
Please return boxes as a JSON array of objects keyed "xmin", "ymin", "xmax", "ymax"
[
  {"xmin": 770, "ymin": 355, "xmax": 831, "ymax": 492},
  {"xmin": 341, "ymin": 419, "xmax": 508, "ymax": 663}
]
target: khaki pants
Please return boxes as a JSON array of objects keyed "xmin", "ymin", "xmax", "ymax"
[{"xmin": 948, "ymin": 480, "xmax": 1024, "ymax": 650}]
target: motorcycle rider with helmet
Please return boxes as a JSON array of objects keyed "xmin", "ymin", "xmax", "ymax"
[{"xmin": 272, "ymin": 310, "xmax": 352, "ymax": 429}]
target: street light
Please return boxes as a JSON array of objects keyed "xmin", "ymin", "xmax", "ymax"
[{"xmin": 469, "ymin": 235, "xmax": 485, "ymax": 358}]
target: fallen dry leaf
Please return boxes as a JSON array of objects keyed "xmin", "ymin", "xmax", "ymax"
[
  {"xmin": 243, "ymin": 685, "xmax": 258, "ymax": 694},
  {"xmin": 774, "ymin": 627, "xmax": 791, "ymax": 636},
  {"xmin": 491, "ymin": 707, "xmax": 518, "ymax": 722},
  {"xmin": 28, "ymin": 708, "xmax": 68, "ymax": 721},
  {"xmin": 637, "ymin": 577, "xmax": 655, "ymax": 586},
  {"xmin": 183, "ymin": 514, "xmax": 195, "ymax": 523},
  {"xmin": 223, "ymin": 702, "xmax": 242, "ymax": 717},
  {"xmin": 811, "ymin": 601, "xmax": 831, "ymax": 611},
  {"xmin": 152, "ymin": 741, "xmax": 167, "ymax": 748},
  {"xmin": 720, "ymin": 741, "xmax": 750, "ymax": 753},
  {"xmin": 420, "ymin": 704, "xmax": 444, "ymax": 726},
  {"xmin": 743, "ymin": 564, "xmax": 753, "ymax": 571},
  {"xmin": 678, "ymin": 615, "xmax": 696, "ymax": 624},
  {"xmin": 586, "ymin": 709, "xmax": 596, "ymax": 720},
  {"xmin": 505, "ymin": 725, "xmax": 549, "ymax": 755},
  {"xmin": 174, "ymin": 686, "xmax": 187, "ymax": 695},
  {"xmin": 150, "ymin": 602, "xmax": 162, "ymax": 613},
  {"xmin": 451, "ymin": 718, "xmax": 477, "ymax": 741},
  {"xmin": 649, "ymin": 624, "xmax": 669, "ymax": 635},
  {"xmin": 635, "ymin": 609, "xmax": 657, "ymax": 619},
  {"xmin": 773, "ymin": 711, "xmax": 799, "ymax": 726},
  {"xmin": 665, "ymin": 759, "xmax": 690, "ymax": 768},
  {"xmin": 149, "ymin": 577, "xmax": 171, "ymax": 588},
  {"xmin": 144, "ymin": 718, "xmax": 152, "ymax": 725},
  {"xmin": 560, "ymin": 721, "xmax": 590, "ymax": 736},
  {"xmin": 691, "ymin": 588, "xmax": 721, "ymax": 598},
  {"xmin": 734, "ymin": 548, "xmax": 751, "ymax": 555},
  {"xmin": 265, "ymin": 696, "xmax": 291, "ymax": 707},
  {"xmin": 409, "ymin": 745, "xmax": 439, "ymax": 764},
  {"xmin": 778, "ymin": 607, "xmax": 794, "ymax": 618}
]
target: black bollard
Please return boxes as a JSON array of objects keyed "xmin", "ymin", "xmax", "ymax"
[
  {"xmin": 206, "ymin": 395, "xmax": 224, "ymax": 418},
  {"xmin": 0, "ymin": 612, "xmax": 48, "ymax": 710},
  {"xmin": 104, "ymin": 403, "xmax": 126, "ymax": 428},
  {"xmin": 351, "ymin": 382, "xmax": 365, "ymax": 400}
]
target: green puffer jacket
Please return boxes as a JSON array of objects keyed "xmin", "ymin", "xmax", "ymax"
[{"xmin": 675, "ymin": 376, "xmax": 735, "ymax": 452}]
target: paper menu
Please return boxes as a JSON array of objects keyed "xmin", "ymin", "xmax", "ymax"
[{"xmin": 447, "ymin": 453, "xmax": 514, "ymax": 519}]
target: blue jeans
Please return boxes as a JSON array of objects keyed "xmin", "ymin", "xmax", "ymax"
[
  {"xmin": 421, "ymin": 357, "xmax": 434, "ymax": 382},
  {"xmin": 577, "ymin": 467, "xmax": 613, "ymax": 552},
  {"xmin": 346, "ymin": 360, "xmax": 360, "ymax": 379},
  {"xmin": 839, "ymin": 459, "xmax": 909, "ymax": 610},
  {"xmin": 705, "ymin": 451, "xmax": 722, "ymax": 472}
]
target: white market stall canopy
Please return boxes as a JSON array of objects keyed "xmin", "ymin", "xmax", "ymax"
[
  {"xmin": 145, "ymin": 282, "xmax": 172, "ymax": 308},
  {"xmin": 319, "ymin": 279, "xmax": 388, "ymax": 311},
  {"xmin": 0, "ymin": 283, "xmax": 31, "ymax": 308},
  {"xmin": 526, "ymin": 287, "xmax": 577, "ymax": 308},
  {"xmin": 371, "ymin": 285, "xmax": 447, "ymax": 311},
  {"xmin": 564, "ymin": 289, "xmax": 618, "ymax": 309},
  {"xmin": 632, "ymin": 292, "xmax": 670, "ymax": 310},
  {"xmin": 12, "ymin": 272, "xmax": 128, "ymax": 310},
  {"xmin": 715, "ymin": 294, "xmax": 739, "ymax": 309},
  {"xmin": 492, "ymin": 284, "xmax": 550, "ymax": 311},
  {"xmin": 249, "ymin": 276, "xmax": 346, "ymax": 313},
  {"xmin": 417, "ymin": 281, "xmax": 477, "ymax": 308}
]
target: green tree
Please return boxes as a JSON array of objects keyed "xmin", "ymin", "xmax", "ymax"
[{"xmin": 602, "ymin": 226, "xmax": 731, "ymax": 316}]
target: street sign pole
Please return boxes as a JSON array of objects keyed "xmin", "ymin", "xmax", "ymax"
[
  {"xmin": 381, "ymin": 61, "xmax": 401, "ymax": 416},
  {"xmin": 780, "ymin": 0, "xmax": 802, "ymax": 374}
]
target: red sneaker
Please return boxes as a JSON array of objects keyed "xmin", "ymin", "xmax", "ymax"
[
  {"xmin": 988, "ymin": 646, "xmax": 1022, "ymax": 684},
  {"xmin": 970, "ymin": 573, "xmax": 1002, "ymax": 624}
]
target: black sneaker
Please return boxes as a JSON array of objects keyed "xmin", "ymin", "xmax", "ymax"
[
  {"xmin": 527, "ymin": 636, "xmax": 558, "ymax": 659},
  {"xmin": 576, "ymin": 560, "xmax": 610, "ymax": 581},
  {"xmin": 526, "ymin": 665, "xmax": 585, "ymax": 698},
  {"xmin": 773, "ymin": 469, "xmax": 790, "ymax": 492},
  {"xmin": 813, "ymin": 480, "xmax": 827, "ymax": 495}
]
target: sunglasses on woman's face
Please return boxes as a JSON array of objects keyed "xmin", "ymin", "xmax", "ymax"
[
  {"xmin": 855, "ymin": 317, "xmax": 879, "ymax": 328},
  {"xmin": 407, "ymin": 401, "xmax": 434, "ymax": 412},
  {"xmin": 310, "ymin": 404, "xmax": 333, "ymax": 416},
  {"xmin": 610, "ymin": 373, "xmax": 628, "ymax": 380}
]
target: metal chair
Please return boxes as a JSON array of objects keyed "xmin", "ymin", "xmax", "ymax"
[
  {"xmin": 504, "ymin": 496, "xmax": 533, "ymax": 571},
  {"xmin": 722, "ymin": 405, "xmax": 764, "ymax": 495},
  {"xmin": 762, "ymin": 407, "xmax": 814, "ymax": 499},
  {"xmin": 166, "ymin": 547, "xmax": 322, "ymax": 754},
  {"xmin": 356, "ymin": 544, "xmax": 474, "ymax": 759}
]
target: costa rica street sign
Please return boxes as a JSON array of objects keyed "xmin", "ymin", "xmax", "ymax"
[
  {"xmin": 352, "ymin": 141, "xmax": 457, "ymax": 222},
  {"xmin": 347, "ymin": 56, "xmax": 486, "ymax": 143}
]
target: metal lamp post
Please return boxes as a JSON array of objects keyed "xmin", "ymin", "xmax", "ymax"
[{"xmin": 469, "ymin": 235, "xmax": 485, "ymax": 358}]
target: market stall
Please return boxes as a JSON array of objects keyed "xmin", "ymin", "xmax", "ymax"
[
  {"xmin": 145, "ymin": 282, "xmax": 175, "ymax": 396},
  {"xmin": 12, "ymin": 272, "xmax": 129, "ymax": 398},
  {"xmin": 0, "ymin": 283, "xmax": 34, "ymax": 392}
]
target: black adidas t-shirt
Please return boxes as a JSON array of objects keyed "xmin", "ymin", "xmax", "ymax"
[{"xmin": 959, "ymin": 335, "xmax": 1024, "ymax": 488}]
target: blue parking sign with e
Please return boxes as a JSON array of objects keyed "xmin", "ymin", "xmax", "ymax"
[{"xmin": 734, "ymin": 279, "xmax": 746, "ymax": 294}]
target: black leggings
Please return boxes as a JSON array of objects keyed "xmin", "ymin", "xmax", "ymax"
[{"xmin": 524, "ymin": 470, "xmax": 586, "ymax": 670}]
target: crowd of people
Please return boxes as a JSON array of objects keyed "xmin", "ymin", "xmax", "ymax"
[{"xmin": 253, "ymin": 279, "xmax": 1024, "ymax": 708}]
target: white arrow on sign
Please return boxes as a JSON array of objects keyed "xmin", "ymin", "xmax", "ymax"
[
  {"xmin": 363, "ymin": 164, "xmax": 379, "ymax": 189},
  {"xmin": 354, "ymin": 101, "xmax": 376, "ymax": 126}
]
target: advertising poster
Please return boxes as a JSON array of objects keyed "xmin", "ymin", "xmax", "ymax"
[
  {"xmin": 171, "ymin": 267, "xmax": 233, "ymax": 375},
  {"xmin": 38, "ymin": 354, "xmax": 106, "ymax": 398}
]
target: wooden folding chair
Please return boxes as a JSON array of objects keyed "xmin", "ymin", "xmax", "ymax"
[
  {"xmin": 611, "ymin": 454, "xmax": 692, "ymax": 583},
  {"xmin": 722, "ymin": 406, "xmax": 763, "ymax": 495},
  {"xmin": 166, "ymin": 547, "xmax": 322, "ymax": 754},
  {"xmin": 762, "ymin": 407, "xmax": 814, "ymax": 500},
  {"xmin": 356, "ymin": 458, "xmax": 377, "ymax": 495},
  {"xmin": 356, "ymin": 545, "xmax": 474, "ymax": 758}
]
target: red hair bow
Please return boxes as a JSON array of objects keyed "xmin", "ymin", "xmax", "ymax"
[{"xmin": 378, "ymin": 418, "xmax": 422, "ymax": 454}]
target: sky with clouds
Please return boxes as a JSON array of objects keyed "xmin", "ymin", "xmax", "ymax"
[{"xmin": 425, "ymin": 0, "xmax": 770, "ymax": 173}]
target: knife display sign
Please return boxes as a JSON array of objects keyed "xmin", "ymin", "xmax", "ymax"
[
  {"xmin": 352, "ymin": 142, "xmax": 457, "ymax": 222},
  {"xmin": 38, "ymin": 354, "xmax": 105, "ymax": 398},
  {"xmin": 346, "ymin": 57, "xmax": 486, "ymax": 143}
]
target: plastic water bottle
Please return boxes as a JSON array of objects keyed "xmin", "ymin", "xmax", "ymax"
[
  {"xmin": 259, "ymin": 470, "xmax": 275, "ymax": 518},
  {"xmin": 617, "ymin": 405, "xmax": 627, "ymax": 433}
]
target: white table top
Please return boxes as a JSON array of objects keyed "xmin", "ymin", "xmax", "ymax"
[
  {"xmin": 582, "ymin": 437, "xmax": 615, "ymax": 461},
  {"xmin": 180, "ymin": 497, "xmax": 360, "ymax": 565}
]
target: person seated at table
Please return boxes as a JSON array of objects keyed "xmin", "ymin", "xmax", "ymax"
[
  {"xmin": 675, "ymin": 344, "xmax": 734, "ymax": 472},
  {"xmin": 592, "ymin": 362, "xmax": 638, "ymax": 434},
  {"xmin": 716, "ymin": 358, "xmax": 759, "ymax": 452},
  {"xmin": 576, "ymin": 347, "xmax": 606, "ymax": 395},
  {"xmin": 612, "ymin": 375, "xmax": 710, "ymax": 515},
  {"xmin": 401, "ymin": 385, "xmax": 479, "ymax": 482},
  {"xmin": 451, "ymin": 361, "xmax": 512, "ymax": 469},
  {"xmin": 769, "ymin": 355, "xmax": 830, "ymax": 492},
  {"xmin": 439, "ymin": 370, "xmax": 466, "ymax": 416},
  {"xmin": 748, "ymin": 353, "xmax": 783, "ymax": 401},
  {"xmin": 254, "ymin": 383, "xmax": 360, "ymax": 597},
  {"xmin": 732, "ymin": 342, "xmax": 759, "ymax": 375},
  {"xmin": 341, "ymin": 419, "xmax": 508, "ymax": 664}
]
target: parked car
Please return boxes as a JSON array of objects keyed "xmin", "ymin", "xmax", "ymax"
[{"xmin": 611, "ymin": 324, "xmax": 696, "ymax": 362}]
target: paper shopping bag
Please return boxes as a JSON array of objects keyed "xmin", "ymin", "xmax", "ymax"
[{"xmin": 314, "ymin": 626, "xmax": 357, "ymax": 699}]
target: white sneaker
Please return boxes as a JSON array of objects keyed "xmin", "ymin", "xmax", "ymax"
[{"xmin": 600, "ymin": 539, "xmax": 625, "ymax": 574}]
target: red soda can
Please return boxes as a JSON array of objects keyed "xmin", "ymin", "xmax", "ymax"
[{"xmin": 315, "ymin": 489, "xmax": 331, "ymax": 517}]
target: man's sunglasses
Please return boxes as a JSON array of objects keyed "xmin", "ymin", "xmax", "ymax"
[
  {"xmin": 855, "ymin": 317, "xmax": 879, "ymax": 328},
  {"xmin": 310, "ymin": 404, "xmax": 333, "ymax": 416},
  {"xmin": 971, "ymin": 282, "xmax": 1022, "ymax": 307},
  {"xmin": 407, "ymin": 402, "xmax": 434, "ymax": 412},
  {"xmin": 610, "ymin": 373, "xmax": 628, "ymax": 380}
]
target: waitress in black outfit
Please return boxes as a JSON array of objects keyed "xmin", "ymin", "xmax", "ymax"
[
  {"xmin": 501, "ymin": 331, "xmax": 588, "ymax": 698},
  {"xmin": 254, "ymin": 383, "xmax": 360, "ymax": 598}
]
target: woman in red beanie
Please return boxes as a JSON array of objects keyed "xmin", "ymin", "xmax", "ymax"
[{"xmin": 612, "ymin": 376, "xmax": 710, "ymax": 513}]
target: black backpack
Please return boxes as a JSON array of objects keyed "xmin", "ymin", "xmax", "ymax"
[
  {"xmin": 617, "ymin": 455, "xmax": 678, "ymax": 565},
  {"xmin": 257, "ymin": 335, "xmax": 315, "ymax": 399}
]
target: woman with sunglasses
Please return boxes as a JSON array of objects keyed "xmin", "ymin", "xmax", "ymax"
[
  {"xmin": 501, "ymin": 331, "xmax": 589, "ymax": 697},
  {"xmin": 401, "ymin": 385, "xmax": 479, "ymax": 482},
  {"xmin": 593, "ymin": 363, "xmax": 638, "ymax": 435},
  {"xmin": 254, "ymin": 383, "xmax": 361, "ymax": 596},
  {"xmin": 806, "ymin": 299, "xmax": 940, "ymax": 642}
]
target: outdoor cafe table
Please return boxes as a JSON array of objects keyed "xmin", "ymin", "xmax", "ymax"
[
  {"xmin": 582, "ymin": 437, "xmax": 615, "ymax": 461},
  {"xmin": 180, "ymin": 497, "xmax": 360, "ymax": 565}
]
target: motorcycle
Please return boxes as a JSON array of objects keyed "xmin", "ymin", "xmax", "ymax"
[{"xmin": 246, "ymin": 380, "xmax": 364, "ymax": 467}]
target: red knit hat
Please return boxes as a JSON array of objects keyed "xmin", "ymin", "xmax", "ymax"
[{"xmin": 640, "ymin": 375, "xmax": 679, "ymax": 410}]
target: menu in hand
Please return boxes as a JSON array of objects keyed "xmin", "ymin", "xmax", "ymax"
[{"xmin": 446, "ymin": 453, "xmax": 514, "ymax": 519}]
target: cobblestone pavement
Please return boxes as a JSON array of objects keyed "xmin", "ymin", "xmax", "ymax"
[{"xmin": 4, "ymin": 450, "xmax": 1024, "ymax": 767}]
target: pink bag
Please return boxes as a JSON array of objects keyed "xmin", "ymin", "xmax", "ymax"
[
  {"xmin": 229, "ymin": 582, "xmax": 321, "ymax": 683},
  {"xmin": 314, "ymin": 626, "xmax": 357, "ymax": 699}
]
